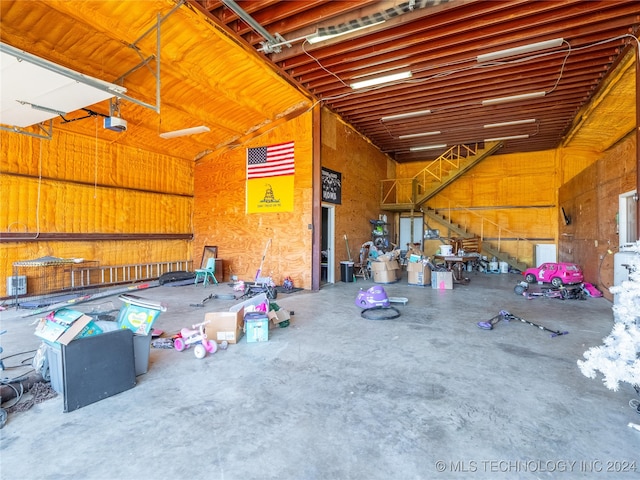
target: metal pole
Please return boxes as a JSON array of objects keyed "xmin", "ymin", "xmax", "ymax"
[{"xmin": 220, "ymin": 0, "xmax": 279, "ymax": 45}]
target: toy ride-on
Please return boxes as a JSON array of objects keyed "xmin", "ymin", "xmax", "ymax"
[
  {"xmin": 522, "ymin": 262, "xmax": 584, "ymax": 288},
  {"xmin": 241, "ymin": 275, "xmax": 278, "ymax": 300},
  {"xmin": 173, "ymin": 320, "xmax": 217, "ymax": 359},
  {"xmin": 355, "ymin": 285, "xmax": 407, "ymax": 320}
]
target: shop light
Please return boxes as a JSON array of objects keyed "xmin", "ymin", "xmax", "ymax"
[
  {"xmin": 484, "ymin": 134, "xmax": 529, "ymax": 142},
  {"xmin": 483, "ymin": 119, "xmax": 536, "ymax": 128},
  {"xmin": 159, "ymin": 125, "xmax": 210, "ymax": 139},
  {"xmin": 350, "ymin": 71, "xmax": 412, "ymax": 90},
  {"xmin": 381, "ymin": 109, "xmax": 431, "ymax": 122},
  {"xmin": 398, "ymin": 131, "xmax": 441, "ymax": 139},
  {"xmin": 307, "ymin": 20, "xmax": 386, "ymax": 45},
  {"xmin": 481, "ymin": 91, "xmax": 546, "ymax": 106},
  {"xmin": 477, "ymin": 38, "xmax": 564, "ymax": 63},
  {"xmin": 410, "ymin": 144, "xmax": 448, "ymax": 152}
]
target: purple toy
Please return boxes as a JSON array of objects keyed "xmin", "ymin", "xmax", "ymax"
[{"xmin": 355, "ymin": 285, "xmax": 390, "ymax": 309}]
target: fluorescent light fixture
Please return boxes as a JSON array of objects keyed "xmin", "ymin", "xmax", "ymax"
[
  {"xmin": 410, "ymin": 144, "xmax": 448, "ymax": 152},
  {"xmin": 484, "ymin": 134, "xmax": 529, "ymax": 142},
  {"xmin": 350, "ymin": 71, "xmax": 412, "ymax": 90},
  {"xmin": 482, "ymin": 91, "xmax": 546, "ymax": 106},
  {"xmin": 381, "ymin": 109, "xmax": 431, "ymax": 122},
  {"xmin": 159, "ymin": 125, "xmax": 210, "ymax": 139},
  {"xmin": 307, "ymin": 20, "xmax": 385, "ymax": 44},
  {"xmin": 477, "ymin": 38, "xmax": 564, "ymax": 63},
  {"xmin": 484, "ymin": 119, "xmax": 536, "ymax": 128},
  {"xmin": 398, "ymin": 131, "xmax": 441, "ymax": 139}
]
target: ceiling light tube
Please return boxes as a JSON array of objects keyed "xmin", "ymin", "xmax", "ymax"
[
  {"xmin": 410, "ymin": 144, "xmax": 448, "ymax": 152},
  {"xmin": 477, "ymin": 38, "xmax": 564, "ymax": 63},
  {"xmin": 398, "ymin": 131, "xmax": 441, "ymax": 139},
  {"xmin": 484, "ymin": 134, "xmax": 529, "ymax": 142},
  {"xmin": 381, "ymin": 109, "xmax": 431, "ymax": 122},
  {"xmin": 482, "ymin": 91, "xmax": 546, "ymax": 106},
  {"xmin": 307, "ymin": 20, "xmax": 386, "ymax": 45},
  {"xmin": 350, "ymin": 71, "xmax": 412, "ymax": 90},
  {"xmin": 159, "ymin": 125, "xmax": 210, "ymax": 139},
  {"xmin": 483, "ymin": 119, "xmax": 536, "ymax": 128}
]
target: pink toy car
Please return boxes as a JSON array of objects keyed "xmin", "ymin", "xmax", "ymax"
[{"xmin": 523, "ymin": 262, "xmax": 584, "ymax": 287}]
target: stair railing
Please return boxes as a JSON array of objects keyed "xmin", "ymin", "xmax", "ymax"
[
  {"xmin": 433, "ymin": 196, "xmax": 535, "ymax": 266},
  {"xmin": 415, "ymin": 144, "xmax": 480, "ymax": 193},
  {"xmin": 381, "ymin": 143, "xmax": 481, "ymax": 208},
  {"xmin": 381, "ymin": 178, "xmax": 415, "ymax": 205}
]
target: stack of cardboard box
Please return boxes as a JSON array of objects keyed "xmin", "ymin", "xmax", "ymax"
[{"xmin": 371, "ymin": 255, "xmax": 401, "ymax": 283}]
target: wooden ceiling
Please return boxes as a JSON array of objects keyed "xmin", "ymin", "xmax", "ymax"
[
  {"xmin": 0, "ymin": 0, "xmax": 637, "ymax": 164},
  {"xmin": 197, "ymin": 0, "xmax": 639, "ymax": 161}
]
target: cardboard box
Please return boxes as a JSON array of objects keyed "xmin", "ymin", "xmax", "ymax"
[
  {"xmin": 244, "ymin": 312, "xmax": 269, "ymax": 343},
  {"xmin": 267, "ymin": 309, "xmax": 290, "ymax": 325},
  {"xmin": 204, "ymin": 307, "xmax": 244, "ymax": 344},
  {"xmin": 371, "ymin": 259, "xmax": 400, "ymax": 284},
  {"xmin": 34, "ymin": 318, "xmax": 68, "ymax": 343},
  {"xmin": 407, "ymin": 261, "xmax": 431, "ymax": 286},
  {"xmin": 431, "ymin": 271, "xmax": 453, "ymax": 290},
  {"xmin": 372, "ymin": 270, "xmax": 398, "ymax": 283},
  {"xmin": 35, "ymin": 309, "xmax": 102, "ymax": 345}
]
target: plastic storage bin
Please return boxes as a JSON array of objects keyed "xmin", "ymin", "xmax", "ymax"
[
  {"xmin": 133, "ymin": 333, "xmax": 152, "ymax": 375},
  {"xmin": 244, "ymin": 311, "xmax": 269, "ymax": 342},
  {"xmin": 46, "ymin": 342, "xmax": 63, "ymax": 394},
  {"xmin": 97, "ymin": 319, "xmax": 151, "ymax": 376}
]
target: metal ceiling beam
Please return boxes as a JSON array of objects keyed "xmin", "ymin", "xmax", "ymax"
[
  {"xmin": 218, "ymin": 0, "xmax": 284, "ymax": 53},
  {"xmin": 274, "ymin": 1, "xmax": 636, "ymax": 74}
]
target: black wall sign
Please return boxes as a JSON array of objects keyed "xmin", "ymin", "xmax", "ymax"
[{"xmin": 321, "ymin": 167, "xmax": 342, "ymax": 205}]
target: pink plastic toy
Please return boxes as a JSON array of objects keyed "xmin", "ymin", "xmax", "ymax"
[{"xmin": 173, "ymin": 320, "xmax": 217, "ymax": 359}]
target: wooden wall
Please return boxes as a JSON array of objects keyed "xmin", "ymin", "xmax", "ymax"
[
  {"xmin": 394, "ymin": 149, "xmax": 570, "ymax": 265},
  {"xmin": 193, "ymin": 112, "xmax": 314, "ymax": 289},
  {"xmin": 0, "ymin": 128, "xmax": 193, "ymax": 297},
  {"xmin": 193, "ymin": 107, "xmax": 394, "ymax": 289},
  {"xmin": 558, "ymin": 134, "xmax": 637, "ymax": 301},
  {"xmin": 321, "ymin": 109, "xmax": 395, "ymax": 273}
]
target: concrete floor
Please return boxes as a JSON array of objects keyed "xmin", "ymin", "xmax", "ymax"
[{"xmin": 1, "ymin": 271, "xmax": 639, "ymax": 480}]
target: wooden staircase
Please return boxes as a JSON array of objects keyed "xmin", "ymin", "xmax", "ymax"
[
  {"xmin": 423, "ymin": 207, "xmax": 530, "ymax": 272},
  {"xmin": 379, "ymin": 140, "xmax": 532, "ymax": 271},
  {"xmin": 381, "ymin": 141, "xmax": 503, "ymax": 211}
]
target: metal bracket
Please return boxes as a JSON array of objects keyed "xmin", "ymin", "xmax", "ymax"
[{"xmin": 0, "ymin": 120, "xmax": 53, "ymax": 140}]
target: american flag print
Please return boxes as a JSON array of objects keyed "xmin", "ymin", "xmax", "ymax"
[{"xmin": 247, "ymin": 141, "xmax": 295, "ymax": 179}]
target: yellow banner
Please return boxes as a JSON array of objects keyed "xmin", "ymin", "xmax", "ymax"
[{"xmin": 246, "ymin": 175, "xmax": 294, "ymax": 213}]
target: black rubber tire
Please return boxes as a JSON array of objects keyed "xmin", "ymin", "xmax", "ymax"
[
  {"xmin": 551, "ymin": 277, "xmax": 563, "ymax": 288},
  {"xmin": 525, "ymin": 273, "xmax": 536, "ymax": 283},
  {"xmin": 514, "ymin": 285, "xmax": 526, "ymax": 295},
  {"xmin": 360, "ymin": 306, "xmax": 401, "ymax": 320}
]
